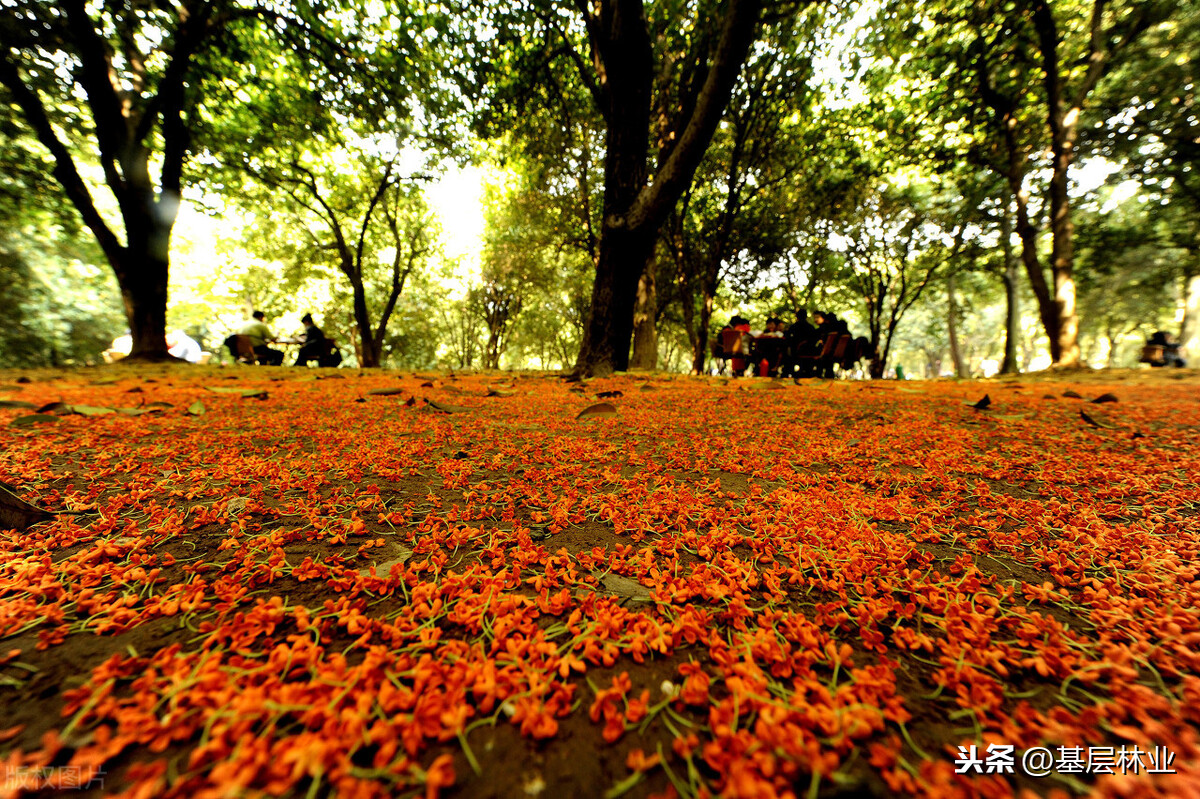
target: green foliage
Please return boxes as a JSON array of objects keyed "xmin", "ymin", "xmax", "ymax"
[{"xmin": 0, "ymin": 233, "xmax": 123, "ymax": 368}]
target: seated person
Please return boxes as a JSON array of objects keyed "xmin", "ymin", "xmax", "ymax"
[
  {"xmin": 102, "ymin": 331, "xmax": 132, "ymax": 363},
  {"xmin": 728, "ymin": 315, "xmax": 753, "ymax": 377},
  {"xmin": 295, "ymin": 313, "xmax": 328, "ymax": 366},
  {"xmin": 754, "ymin": 316, "xmax": 786, "ymax": 376},
  {"xmin": 782, "ymin": 311, "xmax": 816, "ymax": 377},
  {"xmin": 167, "ymin": 329, "xmax": 203, "ymax": 363},
  {"xmin": 239, "ymin": 310, "xmax": 284, "ymax": 366}
]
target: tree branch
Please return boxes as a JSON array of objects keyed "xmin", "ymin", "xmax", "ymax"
[{"xmin": 627, "ymin": 0, "xmax": 765, "ymax": 232}]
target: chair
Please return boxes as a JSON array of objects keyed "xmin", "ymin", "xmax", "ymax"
[
  {"xmin": 224, "ymin": 335, "xmax": 257, "ymax": 364},
  {"xmin": 832, "ymin": 334, "xmax": 851, "ymax": 361},
  {"xmin": 709, "ymin": 337, "xmax": 728, "ymax": 375},
  {"xmin": 813, "ymin": 333, "xmax": 840, "ymax": 378},
  {"xmin": 317, "ymin": 338, "xmax": 342, "ymax": 368},
  {"xmin": 1140, "ymin": 345, "xmax": 1165, "ymax": 366}
]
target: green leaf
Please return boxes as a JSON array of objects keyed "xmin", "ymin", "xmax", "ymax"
[
  {"xmin": 11, "ymin": 414, "xmax": 60, "ymax": 427},
  {"xmin": 69, "ymin": 405, "xmax": 116, "ymax": 416},
  {"xmin": 187, "ymin": 401, "xmax": 206, "ymax": 416}
]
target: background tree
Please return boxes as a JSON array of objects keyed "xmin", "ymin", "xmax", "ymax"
[
  {"xmin": 0, "ymin": 0, "xmax": 360, "ymax": 358},
  {"xmin": 665, "ymin": 10, "xmax": 826, "ymax": 373},
  {"xmin": 865, "ymin": 0, "xmax": 1174, "ymax": 367},
  {"xmin": 473, "ymin": 0, "xmax": 771, "ymax": 375},
  {"xmin": 238, "ymin": 152, "xmax": 437, "ymax": 368},
  {"xmin": 836, "ymin": 181, "xmax": 954, "ymax": 378}
]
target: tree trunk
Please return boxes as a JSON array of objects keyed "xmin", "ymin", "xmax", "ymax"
[
  {"xmin": 1179, "ymin": 264, "xmax": 1200, "ymax": 361},
  {"xmin": 350, "ymin": 278, "xmax": 379, "ymax": 367},
  {"xmin": 630, "ymin": 263, "xmax": 658, "ymax": 369},
  {"xmin": 999, "ymin": 206, "xmax": 1021, "ymax": 374},
  {"xmin": 118, "ymin": 248, "xmax": 172, "ymax": 360},
  {"xmin": 692, "ymin": 287, "xmax": 716, "ymax": 375},
  {"xmin": 947, "ymin": 271, "xmax": 968, "ymax": 378},
  {"xmin": 572, "ymin": 0, "xmax": 763, "ymax": 376},
  {"xmin": 577, "ymin": 225, "xmax": 658, "ymax": 375}
]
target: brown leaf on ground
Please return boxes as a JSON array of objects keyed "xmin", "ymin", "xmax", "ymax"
[
  {"xmin": 367, "ymin": 388, "xmax": 406, "ymax": 396},
  {"xmin": 0, "ymin": 481, "xmax": 56, "ymax": 532},
  {"xmin": 598, "ymin": 573, "xmax": 652, "ymax": 600},
  {"xmin": 577, "ymin": 402, "xmax": 618, "ymax": 420},
  {"xmin": 967, "ymin": 394, "xmax": 991, "ymax": 410},
  {"xmin": 425, "ymin": 400, "xmax": 469, "ymax": 413},
  {"xmin": 1062, "ymin": 390, "xmax": 1083, "ymax": 399},
  {"xmin": 1091, "ymin": 393, "xmax": 1119, "ymax": 404}
]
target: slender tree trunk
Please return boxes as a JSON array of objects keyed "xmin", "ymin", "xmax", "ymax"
[
  {"xmin": 1000, "ymin": 205, "xmax": 1021, "ymax": 374},
  {"xmin": 350, "ymin": 278, "xmax": 379, "ymax": 367},
  {"xmin": 1045, "ymin": 139, "xmax": 1081, "ymax": 366},
  {"xmin": 630, "ymin": 260, "xmax": 658, "ymax": 369},
  {"xmin": 947, "ymin": 272, "xmax": 968, "ymax": 378},
  {"xmin": 692, "ymin": 287, "xmax": 716, "ymax": 375}
]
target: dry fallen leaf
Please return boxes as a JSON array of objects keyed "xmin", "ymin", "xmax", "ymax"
[
  {"xmin": 0, "ymin": 481, "xmax": 58, "ymax": 531},
  {"xmin": 576, "ymin": 402, "xmax": 618, "ymax": 420},
  {"xmin": 967, "ymin": 394, "xmax": 991, "ymax": 410}
]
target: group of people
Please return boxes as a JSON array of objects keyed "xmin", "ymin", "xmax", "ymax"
[
  {"xmin": 713, "ymin": 310, "xmax": 872, "ymax": 378},
  {"xmin": 224, "ymin": 311, "xmax": 342, "ymax": 367}
]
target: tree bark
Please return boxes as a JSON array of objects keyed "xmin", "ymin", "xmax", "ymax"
[
  {"xmin": 117, "ymin": 244, "xmax": 172, "ymax": 360},
  {"xmin": 692, "ymin": 286, "xmax": 717, "ymax": 375},
  {"xmin": 999, "ymin": 204, "xmax": 1021, "ymax": 374},
  {"xmin": 947, "ymin": 271, "xmax": 968, "ymax": 378},
  {"xmin": 630, "ymin": 261, "xmax": 658, "ymax": 369}
]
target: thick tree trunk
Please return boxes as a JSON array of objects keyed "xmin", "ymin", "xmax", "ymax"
[
  {"xmin": 1179, "ymin": 264, "xmax": 1200, "ymax": 361},
  {"xmin": 577, "ymin": 226, "xmax": 658, "ymax": 374},
  {"xmin": 119, "ymin": 253, "xmax": 171, "ymax": 359},
  {"xmin": 572, "ymin": 0, "xmax": 762, "ymax": 376},
  {"xmin": 630, "ymin": 264, "xmax": 658, "ymax": 370},
  {"xmin": 947, "ymin": 272, "xmax": 968, "ymax": 378},
  {"xmin": 119, "ymin": 211, "xmax": 174, "ymax": 360}
]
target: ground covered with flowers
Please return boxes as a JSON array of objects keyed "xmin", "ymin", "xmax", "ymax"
[{"xmin": 0, "ymin": 366, "xmax": 1197, "ymax": 799}]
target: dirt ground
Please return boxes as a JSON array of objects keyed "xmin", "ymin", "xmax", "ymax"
[{"xmin": 0, "ymin": 365, "xmax": 1197, "ymax": 798}]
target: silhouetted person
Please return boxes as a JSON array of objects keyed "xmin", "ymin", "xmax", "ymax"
[
  {"xmin": 295, "ymin": 313, "xmax": 327, "ymax": 367},
  {"xmin": 783, "ymin": 311, "xmax": 816, "ymax": 377}
]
